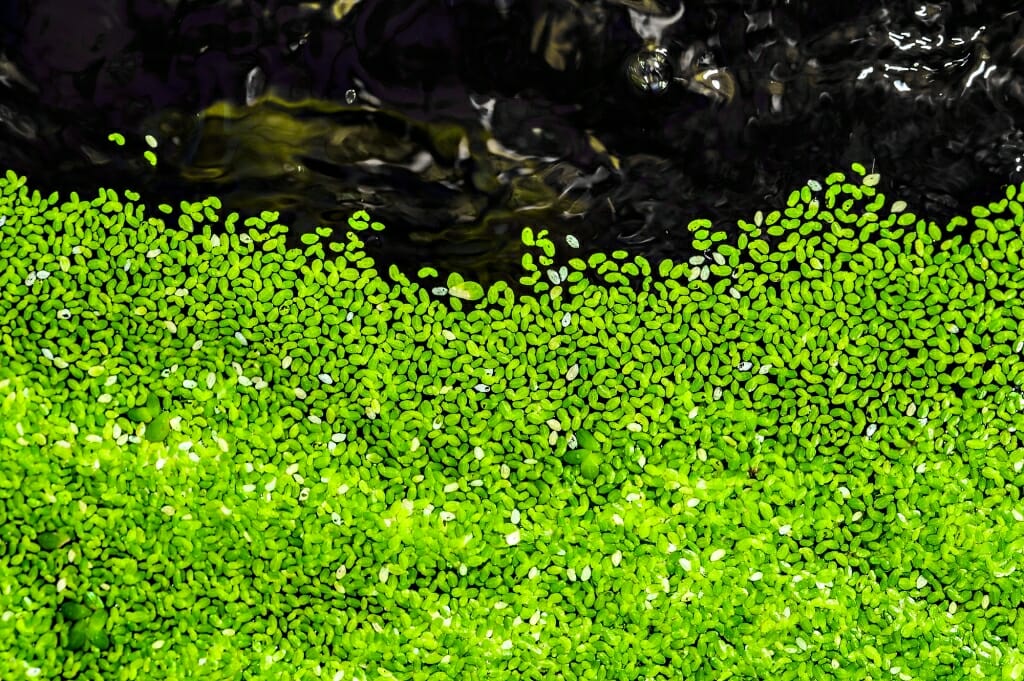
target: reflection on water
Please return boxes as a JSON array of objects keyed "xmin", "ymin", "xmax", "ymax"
[
  {"xmin": 0, "ymin": 0, "xmax": 1022, "ymax": 282},
  {"xmin": 152, "ymin": 95, "xmax": 618, "ymax": 285}
]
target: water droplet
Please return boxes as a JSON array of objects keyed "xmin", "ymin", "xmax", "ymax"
[
  {"xmin": 345, "ymin": 89, "xmax": 358, "ymax": 104},
  {"xmin": 626, "ymin": 47, "xmax": 673, "ymax": 94}
]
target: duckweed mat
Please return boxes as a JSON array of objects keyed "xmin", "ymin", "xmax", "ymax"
[{"xmin": 2, "ymin": 165, "xmax": 1024, "ymax": 680}]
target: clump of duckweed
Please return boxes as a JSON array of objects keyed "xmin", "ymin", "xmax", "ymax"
[{"xmin": 2, "ymin": 162, "xmax": 1024, "ymax": 680}]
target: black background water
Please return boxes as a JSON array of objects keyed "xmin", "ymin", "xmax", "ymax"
[{"xmin": 1, "ymin": 0, "xmax": 1022, "ymax": 286}]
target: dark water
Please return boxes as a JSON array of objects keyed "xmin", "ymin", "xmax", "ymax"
[{"xmin": 1, "ymin": 0, "xmax": 1022, "ymax": 285}]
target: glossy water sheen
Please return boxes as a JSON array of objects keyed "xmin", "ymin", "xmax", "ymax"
[{"xmin": 0, "ymin": 0, "xmax": 1022, "ymax": 284}]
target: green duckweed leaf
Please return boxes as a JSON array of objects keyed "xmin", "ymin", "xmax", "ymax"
[
  {"xmin": 449, "ymin": 281, "xmax": 484, "ymax": 301},
  {"xmin": 145, "ymin": 413, "xmax": 171, "ymax": 442},
  {"xmin": 59, "ymin": 602, "xmax": 91, "ymax": 621}
]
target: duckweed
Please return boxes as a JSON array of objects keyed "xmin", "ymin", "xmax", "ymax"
[{"xmin": 1, "ymin": 165, "xmax": 1024, "ymax": 680}]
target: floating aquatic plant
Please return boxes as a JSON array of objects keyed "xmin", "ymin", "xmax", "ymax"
[{"xmin": 1, "ymin": 160, "xmax": 1023, "ymax": 679}]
